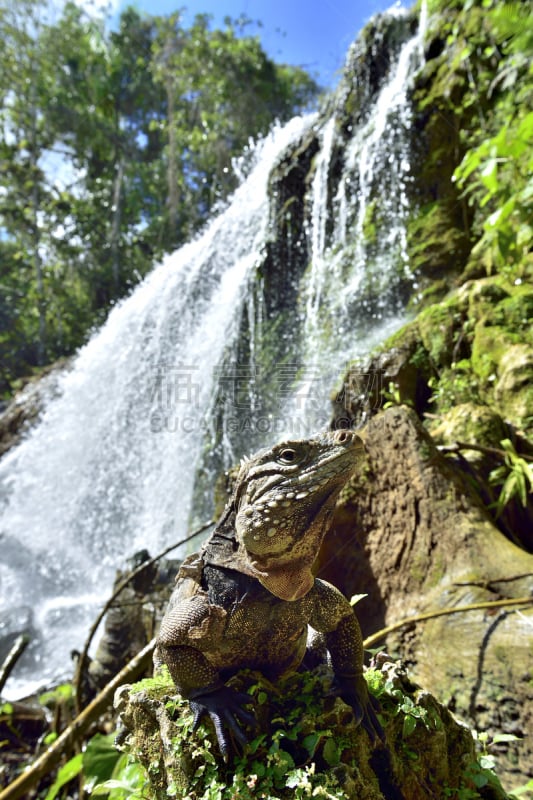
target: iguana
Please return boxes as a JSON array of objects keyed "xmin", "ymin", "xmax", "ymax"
[{"xmin": 154, "ymin": 429, "xmax": 383, "ymax": 758}]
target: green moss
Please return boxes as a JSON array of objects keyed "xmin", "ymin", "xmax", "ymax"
[
  {"xmin": 129, "ymin": 666, "xmax": 175, "ymax": 698},
  {"xmin": 428, "ymin": 362, "xmax": 481, "ymax": 413},
  {"xmin": 429, "ymin": 402, "xmax": 507, "ymax": 453},
  {"xmin": 362, "ymin": 198, "xmax": 378, "ymax": 246},
  {"xmin": 381, "ymin": 320, "xmax": 420, "ymax": 352},
  {"xmin": 494, "ymin": 291, "xmax": 533, "ymax": 340},
  {"xmin": 471, "ymin": 322, "xmax": 518, "ymax": 382},
  {"xmin": 117, "ymin": 662, "xmax": 512, "ymax": 800},
  {"xmin": 411, "ymin": 278, "xmax": 450, "ymax": 309},
  {"xmin": 407, "ymin": 203, "xmax": 468, "ymax": 286},
  {"xmin": 417, "ymin": 297, "xmax": 464, "ymax": 366}
]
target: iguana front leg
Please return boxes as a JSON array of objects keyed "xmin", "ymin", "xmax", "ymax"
[
  {"xmin": 309, "ymin": 579, "xmax": 384, "ymax": 741},
  {"xmin": 154, "ymin": 597, "xmax": 255, "ymax": 759}
]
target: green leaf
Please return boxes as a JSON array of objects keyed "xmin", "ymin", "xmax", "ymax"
[
  {"xmin": 271, "ymin": 749, "xmax": 295, "ymax": 783},
  {"xmin": 480, "ymin": 158, "xmax": 499, "ymax": 196},
  {"xmin": 511, "ymin": 778, "xmax": 533, "ymax": 796},
  {"xmin": 478, "ymin": 754, "xmax": 496, "ymax": 772},
  {"xmin": 91, "ymin": 778, "xmax": 135, "ymax": 795},
  {"xmin": 322, "ymin": 737, "xmax": 340, "ymax": 766},
  {"xmin": 83, "ymin": 732, "xmax": 121, "ymax": 788},
  {"xmin": 250, "ymin": 760, "xmax": 266, "ymax": 777},
  {"xmin": 44, "ymin": 753, "xmax": 83, "ymax": 800},
  {"xmin": 492, "ymin": 733, "xmax": 521, "ymax": 744},
  {"xmin": 402, "ymin": 715, "xmax": 417, "ymax": 737},
  {"xmin": 247, "ymin": 733, "xmax": 267, "ymax": 754},
  {"xmin": 39, "ymin": 683, "xmax": 74, "ymax": 706},
  {"xmin": 302, "ymin": 732, "xmax": 321, "ymax": 758}
]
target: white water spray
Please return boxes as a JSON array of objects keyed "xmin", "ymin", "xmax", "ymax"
[
  {"xmin": 0, "ymin": 116, "xmax": 311, "ymax": 698},
  {"xmin": 284, "ymin": 6, "xmax": 427, "ymax": 427}
]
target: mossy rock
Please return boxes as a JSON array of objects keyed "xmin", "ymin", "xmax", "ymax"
[
  {"xmin": 471, "ymin": 323, "xmax": 533, "ymax": 424},
  {"xmin": 430, "ymin": 402, "xmax": 508, "ymax": 465},
  {"xmin": 417, "ymin": 295, "xmax": 467, "ymax": 367},
  {"xmin": 464, "ymin": 277, "xmax": 533, "ymax": 334},
  {"xmin": 407, "ymin": 203, "xmax": 470, "ymax": 288},
  {"xmin": 493, "ymin": 344, "xmax": 533, "ymax": 426},
  {"xmin": 322, "ymin": 406, "xmax": 533, "ymax": 787},
  {"xmin": 113, "ymin": 660, "xmax": 510, "ymax": 800}
]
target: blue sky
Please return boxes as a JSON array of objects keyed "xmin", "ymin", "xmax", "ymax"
[{"xmin": 112, "ymin": 0, "xmax": 405, "ymax": 89}]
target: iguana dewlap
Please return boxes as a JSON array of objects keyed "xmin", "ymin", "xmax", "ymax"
[{"xmin": 154, "ymin": 429, "xmax": 383, "ymax": 757}]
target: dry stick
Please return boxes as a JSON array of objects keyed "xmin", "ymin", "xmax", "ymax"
[
  {"xmin": 0, "ymin": 635, "xmax": 30, "ymax": 697},
  {"xmin": 73, "ymin": 520, "xmax": 213, "ymax": 714},
  {"xmin": 0, "ymin": 638, "xmax": 156, "ymax": 800},
  {"xmin": 363, "ymin": 595, "xmax": 533, "ymax": 649},
  {"xmin": 438, "ymin": 440, "xmax": 533, "ymax": 461}
]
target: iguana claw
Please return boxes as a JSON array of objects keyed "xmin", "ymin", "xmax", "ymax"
[
  {"xmin": 189, "ymin": 686, "xmax": 257, "ymax": 760},
  {"xmin": 331, "ymin": 674, "xmax": 385, "ymax": 743}
]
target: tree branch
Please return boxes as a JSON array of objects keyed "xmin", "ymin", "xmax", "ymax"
[
  {"xmin": 363, "ymin": 596, "xmax": 533, "ymax": 649},
  {"xmin": 0, "ymin": 636, "xmax": 30, "ymax": 697},
  {"xmin": 73, "ymin": 519, "xmax": 213, "ymax": 713},
  {"xmin": 438, "ymin": 440, "xmax": 533, "ymax": 461}
]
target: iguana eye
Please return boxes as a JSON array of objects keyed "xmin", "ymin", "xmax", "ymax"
[{"xmin": 278, "ymin": 448, "xmax": 297, "ymax": 464}]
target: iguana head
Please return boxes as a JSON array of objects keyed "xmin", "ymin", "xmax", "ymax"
[{"xmin": 229, "ymin": 429, "xmax": 365, "ymax": 601}]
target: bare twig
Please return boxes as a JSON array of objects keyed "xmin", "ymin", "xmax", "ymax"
[
  {"xmin": 363, "ymin": 595, "xmax": 533, "ymax": 649},
  {"xmin": 453, "ymin": 573, "xmax": 533, "ymax": 588},
  {"xmin": 73, "ymin": 519, "xmax": 213, "ymax": 713},
  {"xmin": 438, "ymin": 440, "xmax": 533, "ymax": 461},
  {"xmin": 0, "ymin": 635, "xmax": 30, "ymax": 697}
]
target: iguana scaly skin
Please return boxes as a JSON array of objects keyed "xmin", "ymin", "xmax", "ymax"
[{"xmin": 154, "ymin": 430, "xmax": 383, "ymax": 757}]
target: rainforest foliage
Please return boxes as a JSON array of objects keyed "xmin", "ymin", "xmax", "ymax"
[
  {"xmin": 0, "ymin": 0, "xmax": 319, "ymax": 396},
  {"xmin": 440, "ymin": 0, "xmax": 533, "ymax": 279}
]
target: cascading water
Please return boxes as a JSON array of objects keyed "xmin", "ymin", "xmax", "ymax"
[
  {"xmin": 0, "ymin": 4, "xmax": 427, "ymax": 699},
  {"xmin": 281, "ymin": 4, "xmax": 427, "ymax": 429},
  {"xmin": 0, "ymin": 116, "xmax": 312, "ymax": 698}
]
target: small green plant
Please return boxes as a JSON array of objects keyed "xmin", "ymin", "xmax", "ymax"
[
  {"xmin": 380, "ymin": 678, "xmax": 432, "ymax": 738},
  {"xmin": 39, "ymin": 683, "xmax": 74, "ymax": 708},
  {"xmin": 87, "ymin": 734, "xmax": 147, "ymax": 799},
  {"xmin": 44, "ymin": 753, "xmax": 83, "ymax": 800},
  {"xmin": 381, "ymin": 381, "xmax": 413, "ymax": 409},
  {"xmin": 443, "ymin": 730, "xmax": 517, "ymax": 800},
  {"xmin": 489, "ymin": 438, "xmax": 533, "ymax": 516},
  {"xmin": 366, "ymin": 667, "xmax": 438, "ymax": 740},
  {"xmin": 0, "ymin": 702, "xmax": 15, "ymax": 750},
  {"xmin": 427, "ymin": 361, "xmax": 481, "ymax": 413},
  {"xmin": 110, "ymin": 668, "xmax": 382, "ymax": 799},
  {"xmin": 90, "ymin": 755, "xmax": 147, "ymax": 800}
]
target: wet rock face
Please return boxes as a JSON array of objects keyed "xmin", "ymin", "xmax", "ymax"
[
  {"xmin": 0, "ymin": 360, "xmax": 69, "ymax": 457},
  {"xmin": 336, "ymin": 11, "xmax": 417, "ymax": 133},
  {"xmin": 319, "ymin": 406, "xmax": 533, "ymax": 791},
  {"xmin": 263, "ymin": 128, "xmax": 319, "ymax": 319},
  {"xmin": 331, "ymin": 334, "xmax": 432, "ymax": 429}
]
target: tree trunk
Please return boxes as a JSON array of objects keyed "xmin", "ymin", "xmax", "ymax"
[{"xmin": 109, "ymin": 156, "xmax": 124, "ymax": 293}]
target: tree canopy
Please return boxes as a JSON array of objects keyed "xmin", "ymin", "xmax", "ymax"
[{"xmin": 0, "ymin": 0, "xmax": 320, "ymax": 396}]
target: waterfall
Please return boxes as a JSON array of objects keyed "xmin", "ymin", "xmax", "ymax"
[
  {"xmin": 0, "ymin": 116, "xmax": 312, "ymax": 698},
  {"xmin": 0, "ymin": 5, "xmax": 427, "ymax": 699},
  {"xmin": 281, "ymin": 5, "xmax": 427, "ymax": 430}
]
